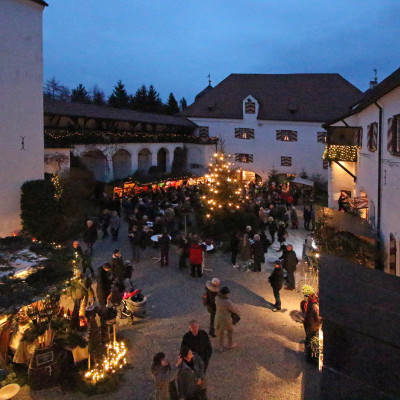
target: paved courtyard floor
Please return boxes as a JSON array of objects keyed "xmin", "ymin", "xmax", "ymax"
[{"xmin": 18, "ymin": 215, "xmax": 321, "ymax": 400}]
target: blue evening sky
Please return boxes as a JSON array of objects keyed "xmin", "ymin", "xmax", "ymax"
[{"xmin": 43, "ymin": 0, "xmax": 400, "ymax": 104}]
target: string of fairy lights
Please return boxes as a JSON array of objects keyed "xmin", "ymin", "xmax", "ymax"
[
  {"xmin": 323, "ymin": 145, "xmax": 358, "ymax": 162},
  {"xmin": 44, "ymin": 129, "xmax": 218, "ymax": 147},
  {"xmin": 202, "ymin": 152, "xmax": 242, "ymax": 217}
]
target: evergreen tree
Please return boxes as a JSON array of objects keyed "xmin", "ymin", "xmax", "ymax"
[
  {"xmin": 108, "ymin": 80, "xmax": 130, "ymax": 109},
  {"xmin": 146, "ymin": 84, "xmax": 163, "ymax": 113},
  {"xmin": 91, "ymin": 84, "xmax": 106, "ymax": 105},
  {"xmin": 71, "ymin": 83, "xmax": 91, "ymax": 103},
  {"xmin": 44, "ymin": 77, "xmax": 62, "ymax": 100},
  {"xmin": 164, "ymin": 92, "xmax": 180, "ymax": 115},
  {"xmin": 203, "ymin": 152, "xmax": 241, "ymax": 216},
  {"xmin": 130, "ymin": 85, "xmax": 148, "ymax": 111},
  {"xmin": 179, "ymin": 97, "xmax": 188, "ymax": 111},
  {"xmin": 58, "ymin": 85, "xmax": 71, "ymax": 102}
]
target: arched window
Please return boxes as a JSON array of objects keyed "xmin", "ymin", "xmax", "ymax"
[
  {"xmin": 137, "ymin": 148, "xmax": 152, "ymax": 172},
  {"xmin": 157, "ymin": 148, "xmax": 168, "ymax": 172},
  {"xmin": 113, "ymin": 149, "xmax": 131, "ymax": 179},
  {"xmin": 81, "ymin": 150, "xmax": 107, "ymax": 181}
]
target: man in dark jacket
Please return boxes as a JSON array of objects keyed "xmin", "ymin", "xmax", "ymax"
[
  {"xmin": 158, "ymin": 232, "xmax": 170, "ymax": 267},
  {"xmin": 110, "ymin": 249, "xmax": 124, "ymax": 286},
  {"xmin": 181, "ymin": 320, "xmax": 212, "ymax": 372},
  {"xmin": 281, "ymin": 244, "xmax": 299, "ymax": 290},
  {"xmin": 96, "ymin": 263, "xmax": 112, "ymax": 305},
  {"xmin": 177, "ymin": 345, "xmax": 205, "ymax": 400},
  {"xmin": 268, "ymin": 260, "xmax": 284, "ymax": 311},
  {"xmin": 252, "ymin": 234, "xmax": 265, "ymax": 272},
  {"xmin": 128, "ymin": 225, "xmax": 143, "ymax": 262},
  {"xmin": 83, "ymin": 220, "xmax": 98, "ymax": 255},
  {"xmin": 204, "ymin": 278, "xmax": 220, "ymax": 337}
]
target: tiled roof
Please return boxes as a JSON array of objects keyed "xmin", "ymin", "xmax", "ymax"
[
  {"xmin": 327, "ymin": 67, "xmax": 400, "ymax": 125},
  {"xmin": 179, "ymin": 73, "xmax": 362, "ymax": 122},
  {"xmin": 44, "ymin": 99, "xmax": 197, "ymax": 128}
]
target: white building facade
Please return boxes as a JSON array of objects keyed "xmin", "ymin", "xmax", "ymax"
[
  {"xmin": 326, "ymin": 68, "xmax": 400, "ymax": 275},
  {"xmin": 0, "ymin": 0, "xmax": 47, "ymax": 237},
  {"xmin": 180, "ymin": 74, "xmax": 362, "ymax": 182}
]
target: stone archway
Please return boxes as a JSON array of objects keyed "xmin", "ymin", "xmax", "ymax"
[
  {"xmin": 137, "ymin": 148, "xmax": 152, "ymax": 172},
  {"xmin": 113, "ymin": 149, "xmax": 131, "ymax": 179},
  {"xmin": 81, "ymin": 150, "xmax": 108, "ymax": 181},
  {"xmin": 172, "ymin": 146, "xmax": 187, "ymax": 173},
  {"xmin": 157, "ymin": 148, "xmax": 168, "ymax": 172}
]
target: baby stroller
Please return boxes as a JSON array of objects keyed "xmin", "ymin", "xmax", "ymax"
[{"xmin": 119, "ymin": 289, "xmax": 147, "ymax": 320}]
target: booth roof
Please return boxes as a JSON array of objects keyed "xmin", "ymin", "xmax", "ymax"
[{"xmin": 291, "ymin": 177, "xmax": 314, "ymax": 187}]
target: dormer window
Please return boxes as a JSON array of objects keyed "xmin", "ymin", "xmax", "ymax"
[
  {"xmin": 276, "ymin": 130, "xmax": 297, "ymax": 142},
  {"xmin": 199, "ymin": 126, "xmax": 209, "ymax": 138},
  {"xmin": 235, "ymin": 128, "xmax": 254, "ymax": 139},
  {"xmin": 245, "ymin": 99, "xmax": 256, "ymax": 114}
]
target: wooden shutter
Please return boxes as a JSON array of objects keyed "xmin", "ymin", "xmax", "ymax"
[
  {"xmin": 317, "ymin": 132, "xmax": 326, "ymax": 143},
  {"xmin": 291, "ymin": 131, "xmax": 298, "ymax": 141},
  {"xmin": 276, "ymin": 131, "xmax": 283, "ymax": 140},
  {"xmin": 387, "ymin": 118, "xmax": 393, "ymax": 153},
  {"xmin": 390, "ymin": 234, "xmax": 397, "ymax": 274},
  {"xmin": 357, "ymin": 127, "xmax": 363, "ymax": 148},
  {"xmin": 323, "ymin": 160, "xmax": 329, "ymax": 169},
  {"xmin": 371, "ymin": 122, "xmax": 377, "ymax": 152},
  {"xmin": 245, "ymin": 99, "xmax": 255, "ymax": 114},
  {"xmin": 199, "ymin": 126, "xmax": 209, "ymax": 138},
  {"xmin": 281, "ymin": 156, "xmax": 292, "ymax": 166}
]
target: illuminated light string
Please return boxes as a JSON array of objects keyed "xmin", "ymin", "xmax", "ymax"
[
  {"xmin": 84, "ymin": 341, "xmax": 127, "ymax": 384},
  {"xmin": 323, "ymin": 145, "xmax": 358, "ymax": 162},
  {"xmin": 202, "ymin": 152, "xmax": 242, "ymax": 216}
]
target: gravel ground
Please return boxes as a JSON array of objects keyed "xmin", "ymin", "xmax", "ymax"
[{"xmin": 16, "ymin": 215, "xmax": 321, "ymax": 400}]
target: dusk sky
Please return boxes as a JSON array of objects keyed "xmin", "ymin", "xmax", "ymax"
[{"xmin": 43, "ymin": 0, "xmax": 400, "ymax": 105}]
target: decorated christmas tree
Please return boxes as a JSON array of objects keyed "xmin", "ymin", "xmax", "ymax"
[{"xmin": 203, "ymin": 152, "xmax": 241, "ymax": 216}]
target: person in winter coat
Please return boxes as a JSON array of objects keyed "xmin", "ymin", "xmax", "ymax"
[
  {"xmin": 239, "ymin": 233, "xmax": 252, "ymax": 268},
  {"xmin": 267, "ymin": 217, "xmax": 278, "ymax": 242},
  {"xmin": 303, "ymin": 293, "xmax": 322, "ymax": 362},
  {"xmin": 83, "ymin": 220, "xmax": 98, "ymax": 255},
  {"xmin": 303, "ymin": 206, "xmax": 312, "ymax": 230},
  {"xmin": 290, "ymin": 207, "xmax": 299, "ymax": 229},
  {"xmin": 158, "ymin": 232, "xmax": 170, "ymax": 267},
  {"xmin": 151, "ymin": 352, "xmax": 180, "ymax": 400},
  {"xmin": 215, "ymin": 287, "xmax": 240, "ymax": 352},
  {"xmin": 252, "ymin": 234, "xmax": 265, "ymax": 272},
  {"xmin": 277, "ymin": 221, "xmax": 288, "ymax": 244},
  {"xmin": 110, "ymin": 249, "xmax": 124, "ymax": 287},
  {"xmin": 259, "ymin": 231, "xmax": 271, "ymax": 254},
  {"xmin": 258, "ymin": 207, "xmax": 268, "ymax": 231},
  {"xmin": 181, "ymin": 320, "xmax": 213, "ymax": 372},
  {"xmin": 177, "ymin": 345, "xmax": 205, "ymax": 400},
  {"xmin": 177, "ymin": 236, "xmax": 189, "ymax": 270},
  {"xmin": 109, "ymin": 210, "xmax": 120, "ymax": 241},
  {"xmin": 96, "ymin": 263, "xmax": 112, "ymax": 305},
  {"xmin": 128, "ymin": 225, "xmax": 144, "ymax": 262},
  {"xmin": 268, "ymin": 260, "xmax": 284, "ymax": 311},
  {"xmin": 204, "ymin": 278, "xmax": 220, "ymax": 337},
  {"xmin": 281, "ymin": 244, "xmax": 299, "ymax": 290},
  {"xmin": 230, "ymin": 230, "xmax": 240, "ymax": 268},
  {"xmin": 189, "ymin": 239, "xmax": 206, "ymax": 278},
  {"xmin": 100, "ymin": 209, "xmax": 111, "ymax": 239}
]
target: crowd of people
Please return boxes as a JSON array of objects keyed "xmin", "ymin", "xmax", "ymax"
[{"xmin": 73, "ymin": 180, "xmax": 321, "ymax": 399}]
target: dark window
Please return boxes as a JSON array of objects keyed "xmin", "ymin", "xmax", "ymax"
[
  {"xmin": 281, "ymin": 156, "xmax": 292, "ymax": 166},
  {"xmin": 235, "ymin": 128, "xmax": 254, "ymax": 139},
  {"xmin": 276, "ymin": 130, "xmax": 297, "ymax": 142},
  {"xmin": 245, "ymin": 99, "xmax": 256, "ymax": 114},
  {"xmin": 235, "ymin": 153, "xmax": 253, "ymax": 163}
]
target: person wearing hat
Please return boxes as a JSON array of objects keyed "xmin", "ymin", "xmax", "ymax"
[
  {"xmin": 215, "ymin": 286, "xmax": 240, "ymax": 351},
  {"xmin": 268, "ymin": 260, "xmax": 284, "ymax": 311},
  {"xmin": 204, "ymin": 278, "xmax": 220, "ymax": 337}
]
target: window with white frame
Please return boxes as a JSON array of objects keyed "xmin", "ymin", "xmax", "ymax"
[
  {"xmin": 235, "ymin": 128, "xmax": 254, "ymax": 139},
  {"xmin": 276, "ymin": 130, "xmax": 297, "ymax": 142},
  {"xmin": 235, "ymin": 153, "xmax": 253, "ymax": 163}
]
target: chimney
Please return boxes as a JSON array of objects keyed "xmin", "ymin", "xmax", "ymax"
[{"xmin": 369, "ymin": 80, "xmax": 378, "ymax": 89}]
